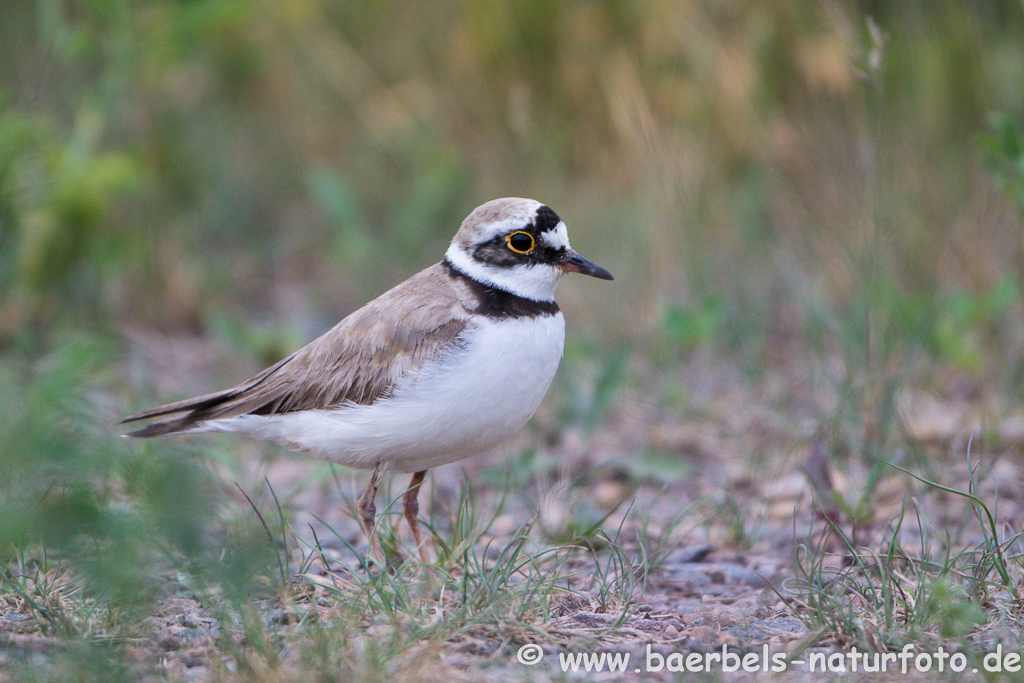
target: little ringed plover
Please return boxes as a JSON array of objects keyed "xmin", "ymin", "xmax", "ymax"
[{"xmin": 121, "ymin": 197, "xmax": 613, "ymax": 562}]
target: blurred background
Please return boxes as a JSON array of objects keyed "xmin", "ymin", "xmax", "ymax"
[
  {"xmin": 2, "ymin": 0, "xmax": 1021, "ymax": 352},
  {"xmin": 2, "ymin": 0, "xmax": 1024, "ymax": 655}
]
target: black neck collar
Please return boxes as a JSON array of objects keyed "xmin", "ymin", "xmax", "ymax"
[{"xmin": 442, "ymin": 259, "xmax": 561, "ymax": 319}]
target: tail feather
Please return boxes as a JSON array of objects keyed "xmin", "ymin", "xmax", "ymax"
[
  {"xmin": 123, "ymin": 415, "xmax": 204, "ymax": 438},
  {"xmin": 120, "ymin": 351, "xmax": 299, "ymax": 436},
  {"xmin": 120, "ymin": 387, "xmax": 242, "ymax": 437}
]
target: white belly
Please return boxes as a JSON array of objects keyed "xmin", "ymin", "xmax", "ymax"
[{"xmin": 197, "ymin": 313, "xmax": 565, "ymax": 472}]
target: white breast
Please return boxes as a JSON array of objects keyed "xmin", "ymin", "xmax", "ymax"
[{"xmin": 198, "ymin": 313, "xmax": 566, "ymax": 473}]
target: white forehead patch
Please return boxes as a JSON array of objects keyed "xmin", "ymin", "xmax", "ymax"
[
  {"xmin": 539, "ymin": 220, "xmax": 570, "ymax": 250},
  {"xmin": 475, "ymin": 216, "xmax": 534, "ymax": 243}
]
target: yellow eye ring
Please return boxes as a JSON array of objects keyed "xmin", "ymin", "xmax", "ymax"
[{"xmin": 506, "ymin": 231, "xmax": 536, "ymax": 254}]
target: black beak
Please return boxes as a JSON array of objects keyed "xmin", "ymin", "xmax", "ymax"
[{"xmin": 561, "ymin": 250, "xmax": 613, "ymax": 280}]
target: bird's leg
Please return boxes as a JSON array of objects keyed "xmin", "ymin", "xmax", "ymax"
[
  {"xmin": 402, "ymin": 470, "xmax": 431, "ymax": 563},
  {"xmin": 358, "ymin": 463, "xmax": 386, "ymax": 566}
]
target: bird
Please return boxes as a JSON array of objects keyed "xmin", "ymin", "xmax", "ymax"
[{"xmin": 121, "ymin": 197, "xmax": 613, "ymax": 564}]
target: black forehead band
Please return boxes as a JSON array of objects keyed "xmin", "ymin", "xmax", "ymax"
[{"xmin": 533, "ymin": 205, "xmax": 561, "ymax": 233}]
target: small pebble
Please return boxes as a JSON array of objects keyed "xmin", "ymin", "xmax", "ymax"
[
  {"xmin": 689, "ymin": 625, "xmax": 718, "ymax": 645},
  {"xmin": 491, "ymin": 514, "xmax": 516, "ymax": 536},
  {"xmin": 594, "ymin": 481, "xmax": 627, "ymax": 508},
  {"xmin": 266, "ymin": 609, "xmax": 299, "ymax": 625},
  {"xmin": 159, "ymin": 635, "xmax": 183, "ymax": 651}
]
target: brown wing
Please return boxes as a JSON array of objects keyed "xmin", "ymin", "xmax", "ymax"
[{"xmin": 122, "ymin": 263, "xmax": 470, "ymax": 437}]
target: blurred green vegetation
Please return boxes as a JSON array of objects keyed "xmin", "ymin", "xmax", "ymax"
[
  {"xmin": 1, "ymin": 0, "xmax": 1024, "ymax": 676},
  {"xmin": 1, "ymin": 0, "xmax": 1020, "ymax": 346}
]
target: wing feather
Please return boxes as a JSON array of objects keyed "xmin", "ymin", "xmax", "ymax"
[{"xmin": 122, "ymin": 264, "xmax": 471, "ymax": 437}]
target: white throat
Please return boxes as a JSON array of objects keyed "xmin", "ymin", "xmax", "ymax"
[{"xmin": 444, "ymin": 244, "xmax": 563, "ymax": 302}]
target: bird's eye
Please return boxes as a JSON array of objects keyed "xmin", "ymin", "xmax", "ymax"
[{"xmin": 506, "ymin": 231, "xmax": 535, "ymax": 254}]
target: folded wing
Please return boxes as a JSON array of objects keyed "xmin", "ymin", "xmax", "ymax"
[{"xmin": 121, "ymin": 264, "xmax": 469, "ymax": 437}]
